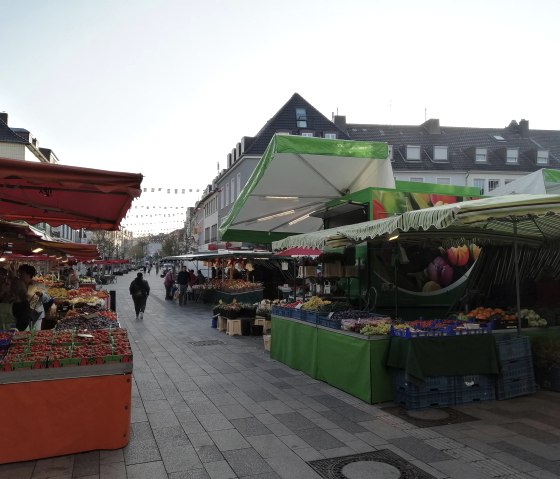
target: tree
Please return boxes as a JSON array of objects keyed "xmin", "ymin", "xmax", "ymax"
[{"xmin": 88, "ymin": 230, "xmax": 116, "ymax": 259}]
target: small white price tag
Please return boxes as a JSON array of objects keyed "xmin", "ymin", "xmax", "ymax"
[
  {"xmin": 328, "ymin": 312, "xmax": 334, "ymax": 319},
  {"xmin": 295, "ymin": 303, "xmax": 303, "ymax": 309}
]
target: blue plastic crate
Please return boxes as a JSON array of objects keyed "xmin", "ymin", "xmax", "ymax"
[
  {"xmin": 394, "ymin": 389, "xmax": 455, "ymax": 409},
  {"xmin": 496, "ymin": 376, "xmax": 536, "ymax": 400},
  {"xmin": 393, "ymin": 370, "xmax": 455, "ymax": 393},
  {"xmin": 455, "ymin": 384, "xmax": 496, "ymax": 405},
  {"xmin": 298, "ymin": 310, "xmax": 315, "ymax": 323},
  {"xmin": 494, "ymin": 335, "xmax": 532, "ymax": 362},
  {"xmin": 455, "ymin": 374, "xmax": 496, "ymax": 391},
  {"xmin": 499, "ymin": 357, "xmax": 535, "ymax": 381},
  {"xmin": 317, "ymin": 317, "xmax": 341, "ymax": 330}
]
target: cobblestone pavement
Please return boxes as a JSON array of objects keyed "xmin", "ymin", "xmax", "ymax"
[{"xmin": 2, "ymin": 271, "xmax": 559, "ymax": 478}]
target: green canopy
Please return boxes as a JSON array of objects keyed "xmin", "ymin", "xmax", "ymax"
[
  {"xmin": 272, "ymin": 194, "xmax": 560, "ymax": 248},
  {"xmin": 219, "ymin": 134, "xmax": 393, "ymax": 242}
]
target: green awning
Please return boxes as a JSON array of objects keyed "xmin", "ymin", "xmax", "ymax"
[
  {"xmin": 220, "ymin": 134, "xmax": 393, "ymax": 242},
  {"xmin": 273, "ymin": 194, "xmax": 560, "ymax": 249}
]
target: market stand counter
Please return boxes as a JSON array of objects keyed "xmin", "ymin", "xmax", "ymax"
[
  {"xmin": 387, "ymin": 334, "xmax": 500, "ymax": 382},
  {"xmin": 270, "ymin": 316, "xmax": 393, "ymax": 404},
  {"xmin": 0, "ymin": 362, "xmax": 132, "ymax": 464}
]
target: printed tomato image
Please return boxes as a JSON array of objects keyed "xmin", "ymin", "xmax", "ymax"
[
  {"xmin": 447, "ymin": 245, "xmax": 469, "ymax": 266},
  {"xmin": 372, "ymin": 200, "xmax": 388, "ymax": 219}
]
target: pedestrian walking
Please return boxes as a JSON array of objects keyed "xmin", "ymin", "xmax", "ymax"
[
  {"xmin": 176, "ymin": 266, "xmax": 189, "ymax": 305},
  {"xmin": 164, "ymin": 268, "xmax": 175, "ymax": 300},
  {"xmin": 129, "ymin": 272, "xmax": 150, "ymax": 320}
]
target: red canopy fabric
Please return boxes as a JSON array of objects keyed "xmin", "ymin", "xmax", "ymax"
[
  {"xmin": 276, "ymin": 247, "xmax": 322, "ymax": 257},
  {"xmin": 0, "ymin": 157, "xmax": 142, "ymax": 230}
]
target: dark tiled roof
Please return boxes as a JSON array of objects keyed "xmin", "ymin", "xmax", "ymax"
[
  {"xmin": 243, "ymin": 93, "xmax": 350, "ymax": 156},
  {"xmin": 345, "ymin": 121, "xmax": 560, "ymax": 173},
  {"xmin": 0, "ymin": 118, "xmax": 28, "ymax": 144}
]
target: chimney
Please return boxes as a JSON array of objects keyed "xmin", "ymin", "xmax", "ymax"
[
  {"xmin": 519, "ymin": 119, "xmax": 529, "ymax": 138},
  {"xmin": 333, "ymin": 115, "xmax": 347, "ymax": 131},
  {"xmin": 0, "ymin": 112, "xmax": 7, "ymax": 124},
  {"xmin": 421, "ymin": 118, "xmax": 441, "ymax": 134}
]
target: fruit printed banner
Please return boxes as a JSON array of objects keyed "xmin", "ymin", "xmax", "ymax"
[
  {"xmin": 374, "ymin": 242, "xmax": 481, "ymax": 293},
  {"xmin": 372, "ymin": 190, "xmax": 476, "ymax": 219}
]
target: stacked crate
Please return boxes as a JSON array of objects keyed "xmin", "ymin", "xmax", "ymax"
[
  {"xmin": 494, "ymin": 334, "xmax": 536, "ymax": 400},
  {"xmin": 455, "ymin": 374, "xmax": 496, "ymax": 405},
  {"xmin": 393, "ymin": 370, "xmax": 455, "ymax": 409}
]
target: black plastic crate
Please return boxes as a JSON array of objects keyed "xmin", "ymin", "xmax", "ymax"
[{"xmin": 455, "ymin": 384, "xmax": 496, "ymax": 405}]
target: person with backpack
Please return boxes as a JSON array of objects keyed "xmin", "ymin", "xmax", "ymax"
[{"xmin": 129, "ymin": 272, "xmax": 150, "ymax": 320}]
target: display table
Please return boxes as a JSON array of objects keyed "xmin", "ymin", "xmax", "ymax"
[
  {"xmin": 271, "ymin": 316, "xmax": 392, "ymax": 404},
  {"xmin": 213, "ymin": 289, "xmax": 264, "ymax": 304},
  {"xmin": 387, "ymin": 335, "xmax": 500, "ymax": 382},
  {"xmin": 0, "ymin": 362, "xmax": 132, "ymax": 464}
]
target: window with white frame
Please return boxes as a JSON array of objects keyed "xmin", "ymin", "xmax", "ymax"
[
  {"xmin": 475, "ymin": 148, "xmax": 487, "ymax": 163},
  {"xmin": 236, "ymin": 174, "xmax": 241, "ymax": 199},
  {"xmin": 506, "ymin": 148, "xmax": 518, "ymax": 164},
  {"xmin": 301, "ymin": 132, "xmax": 314, "ymax": 137},
  {"xmin": 230, "ymin": 179, "xmax": 235, "ymax": 203},
  {"xmin": 406, "ymin": 145, "xmax": 421, "ymax": 161},
  {"xmin": 436, "ymin": 177, "xmax": 450, "ymax": 185},
  {"xmin": 225, "ymin": 183, "xmax": 230, "ymax": 206},
  {"xmin": 324, "ymin": 132, "xmax": 337, "ymax": 139},
  {"xmin": 488, "ymin": 179, "xmax": 500, "ymax": 191},
  {"xmin": 295, "ymin": 108, "xmax": 307, "ymax": 128},
  {"xmin": 220, "ymin": 188, "xmax": 224, "ymax": 209},
  {"xmin": 537, "ymin": 150, "xmax": 549, "ymax": 165},
  {"xmin": 204, "ymin": 227, "xmax": 210, "ymax": 244},
  {"xmin": 433, "ymin": 146, "xmax": 448, "ymax": 162},
  {"xmin": 410, "ymin": 177, "xmax": 424, "ymax": 183},
  {"xmin": 473, "ymin": 179, "xmax": 485, "ymax": 195}
]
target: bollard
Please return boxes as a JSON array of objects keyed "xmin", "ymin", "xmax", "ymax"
[{"xmin": 109, "ymin": 290, "xmax": 116, "ymax": 312}]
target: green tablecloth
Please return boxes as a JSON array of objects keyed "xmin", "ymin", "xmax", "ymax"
[
  {"xmin": 270, "ymin": 316, "xmax": 392, "ymax": 403},
  {"xmin": 387, "ymin": 335, "xmax": 500, "ymax": 382}
]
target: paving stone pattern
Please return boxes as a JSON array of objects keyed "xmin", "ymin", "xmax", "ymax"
[{"xmin": 3, "ymin": 272, "xmax": 560, "ymax": 478}]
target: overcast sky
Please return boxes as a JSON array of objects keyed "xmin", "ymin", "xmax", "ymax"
[{"xmin": 2, "ymin": 0, "xmax": 559, "ymax": 192}]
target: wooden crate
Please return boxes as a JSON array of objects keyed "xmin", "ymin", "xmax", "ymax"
[
  {"xmin": 226, "ymin": 319, "xmax": 242, "ymax": 336},
  {"xmin": 263, "ymin": 334, "xmax": 271, "ymax": 352},
  {"xmin": 254, "ymin": 317, "xmax": 272, "ymax": 333},
  {"xmin": 217, "ymin": 315, "xmax": 227, "ymax": 332}
]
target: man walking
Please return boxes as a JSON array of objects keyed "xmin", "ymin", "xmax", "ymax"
[
  {"xmin": 176, "ymin": 266, "xmax": 189, "ymax": 305},
  {"xmin": 129, "ymin": 272, "xmax": 150, "ymax": 320}
]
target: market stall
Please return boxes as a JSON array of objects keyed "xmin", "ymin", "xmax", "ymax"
[
  {"xmin": 269, "ymin": 195, "xmax": 560, "ymax": 406},
  {"xmin": 0, "ymin": 159, "xmax": 142, "ymax": 463}
]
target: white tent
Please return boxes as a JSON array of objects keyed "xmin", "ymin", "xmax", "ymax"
[{"xmin": 490, "ymin": 169, "xmax": 560, "ymax": 196}]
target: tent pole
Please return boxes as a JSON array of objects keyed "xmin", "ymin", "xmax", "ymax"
[{"xmin": 513, "ymin": 221, "xmax": 522, "ymax": 333}]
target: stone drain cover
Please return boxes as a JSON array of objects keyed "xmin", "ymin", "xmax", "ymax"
[
  {"xmin": 188, "ymin": 340, "xmax": 225, "ymax": 346},
  {"xmin": 308, "ymin": 449, "xmax": 435, "ymax": 478}
]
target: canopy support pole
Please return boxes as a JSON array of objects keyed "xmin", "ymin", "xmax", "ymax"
[{"xmin": 513, "ymin": 221, "xmax": 522, "ymax": 333}]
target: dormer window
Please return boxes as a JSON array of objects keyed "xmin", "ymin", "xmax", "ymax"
[
  {"xmin": 406, "ymin": 145, "xmax": 421, "ymax": 161},
  {"xmin": 475, "ymin": 148, "xmax": 487, "ymax": 163},
  {"xmin": 537, "ymin": 150, "xmax": 549, "ymax": 165},
  {"xmin": 324, "ymin": 132, "xmax": 337, "ymax": 139},
  {"xmin": 296, "ymin": 108, "xmax": 307, "ymax": 128},
  {"xmin": 506, "ymin": 148, "xmax": 518, "ymax": 164},
  {"xmin": 301, "ymin": 132, "xmax": 314, "ymax": 137},
  {"xmin": 433, "ymin": 146, "xmax": 448, "ymax": 162}
]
